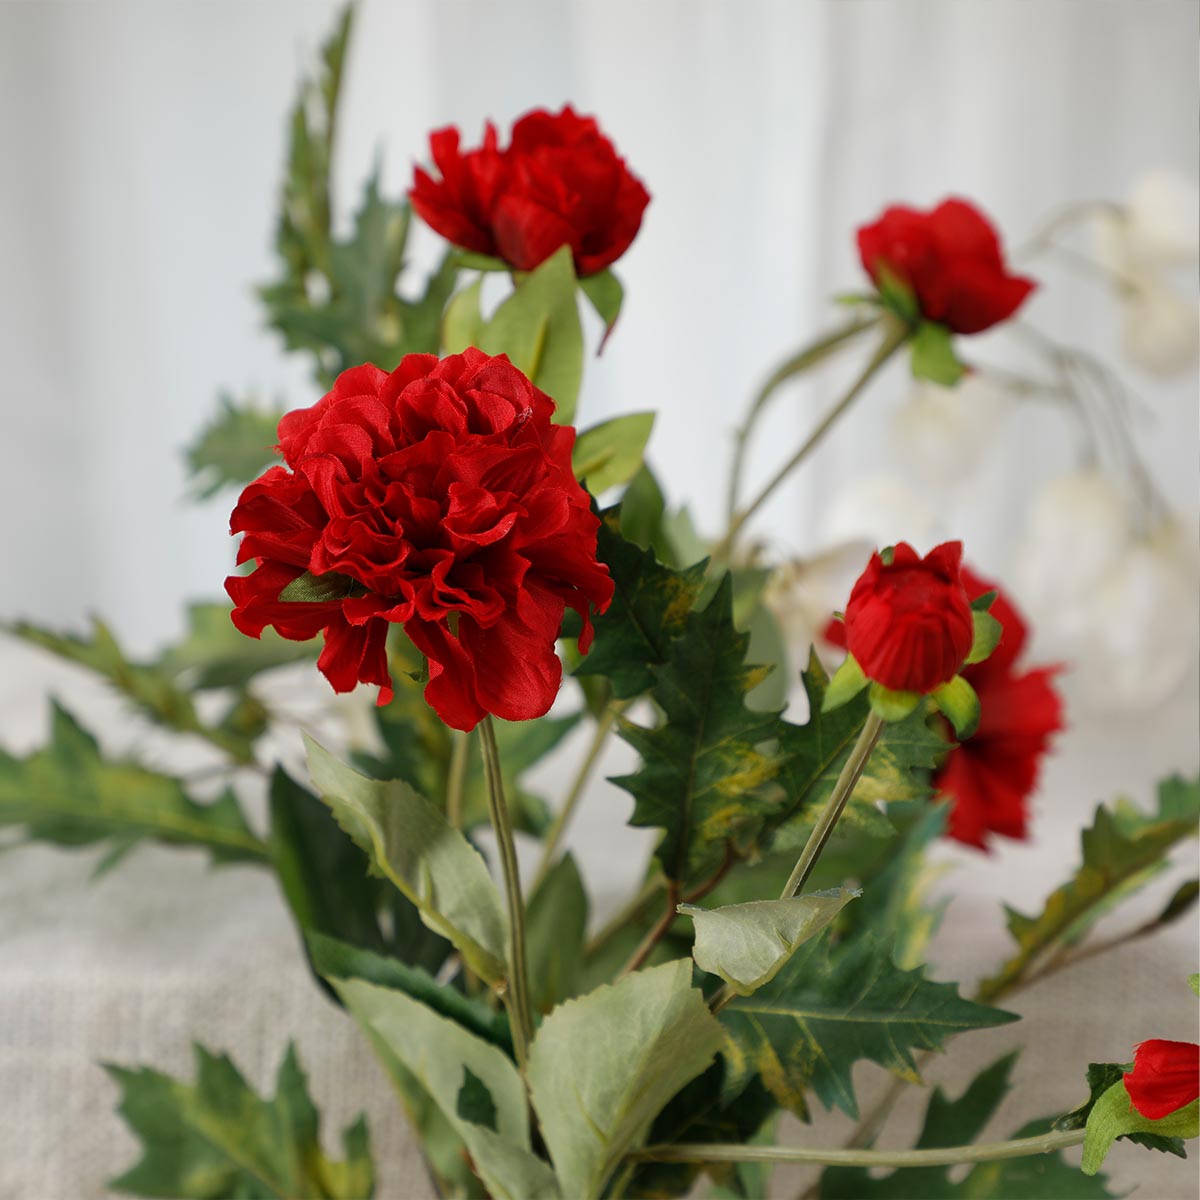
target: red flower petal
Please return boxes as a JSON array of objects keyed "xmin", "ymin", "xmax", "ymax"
[{"xmin": 1124, "ymin": 1040, "xmax": 1200, "ymax": 1120}]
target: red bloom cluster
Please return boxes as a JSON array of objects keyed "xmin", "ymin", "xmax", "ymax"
[
  {"xmin": 1124, "ymin": 1039, "xmax": 1200, "ymax": 1121},
  {"xmin": 843, "ymin": 541, "xmax": 974, "ymax": 694},
  {"xmin": 857, "ymin": 198, "xmax": 1036, "ymax": 334},
  {"xmin": 933, "ymin": 567, "xmax": 1063, "ymax": 849},
  {"xmin": 410, "ymin": 106, "xmax": 650, "ymax": 277},
  {"xmin": 226, "ymin": 350, "xmax": 613, "ymax": 731}
]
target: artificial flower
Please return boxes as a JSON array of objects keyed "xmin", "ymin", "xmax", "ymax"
[
  {"xmin": 1124, "ymin": 1039, "xmax": 1200, "ymax": 1121},
  {"xmin": 226, "ymin": 350, "xmax": 613, "ymax": 731}
]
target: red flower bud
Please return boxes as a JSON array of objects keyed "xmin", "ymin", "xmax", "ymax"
[
  {"xmin": 1124, "ymin": 1039, "xmax": 1200, "ymax": 1121},
  {"xmin": 857, "ymin": 198, "xmax": 1036, "ymax": 334},
  {"xmin": 843, "ymin": 541, "xmax": 974, "ymax": 694}
]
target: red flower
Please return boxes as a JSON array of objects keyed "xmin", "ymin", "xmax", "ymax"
[
  {"xmin": 1124, "ymin": 1039, "xmax": 1200, "ymax": 1121},
  {"xmin": 410, "ymin": 106, "xmax": 650, "ymax": 276},
  {"xmin": 857, "ymin": 198, "xmax": 1036, "ymax": 334},
  {"xmin": 225, "ymin": 350, "xmax": 613, "ymax": 731},
  {"xmin": 933, "ymin": 566, "xmax": 1063, "ymax": 849},
  {"xmin": 843, "ymin": 541, "xmax": 974, "ymax": 694}
]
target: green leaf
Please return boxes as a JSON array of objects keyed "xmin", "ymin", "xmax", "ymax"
[
  {"xmin": 455, "ymin": 1068, "xmax": 498, "ymax": 1131},
  {"xmin": 578, "ymin": 268, "xmax": 624, "ymax": 345},
  {"xmin": 820, "ymin": 1053, "xmax": 1116, "ymax": 1198},
  {"xmin": 442, "ymin": 278, "xmax": 485, "ymax": 353},
  {"xmin": 978, "ymin": 773, "xmax": 1200, "ymax": 1002},
  {"xmin": 1082, "ymin": 1081, "xmax": 1198, "ymax": 1175},
  {"xmin": 527, "ymin": 958, "xmax": 724, "ymax": 1200},
  {"xmin": 526, "ymin": 853, "xmax": 589, "ymax": 1013},
  {"xmin": 8, "ymin": 617, "xmax": 261, "ymax": 762},
  {"xmin": 681, "ymin": 888, "xmax": 859, "ymax": 995},
  {"xmin": 575, "ymin": 509, "xmax": 708, "ymax": 699},
  {"xmin": 764, "ymin": 651, "xmax": 949, "ymax": 853},
  {"xmin": 184, "ymin": 394, "xmax": 283, "ymax": 498},
  {"xmin": 618, "ymin": 463, "xmax": 670, "ymax": 558},
  {"xmin": 452, "ymin": 250, "xmax": 509, "ymax": 272},
  {"xmin": 277, "ymin": 569, "xmax": 361, "ymax": 604},
  {"xmin": 1190, "ymin": 973, "xmax": 1200, "ymax": 997},
  {"xmin": 304, "ymin": 736, "xmax": 508, "ymax": 984},
  {"xmin": 910, "ymin": 321, "xmax": 966, "ymax": 386},
  {"xmin": 571, "ymin": 412, "xmax": 655, "ymax": 496},
  {"xmin": 333, "ymin": 977, "xmax": 555, "ymax": 1200},
  {"xmin": 613, "ymin": 575, "xmax": 782, "ymax": 884},
  {"xmin": 929, "ymin": 675, "xmax": 980, "ymax": 738},
  {"xmin": 157, "ymin": 602, "xmax": 315, "ymax": 690},
  {"xmin": 478, "ymin": 245, "xmax": 583, "ymax": 423},
  {"xmin": 966, "ymin": 610, "xmax": 1003, "ymax": 665},
  {"xmin": 720, "ymin": 934, "xmax": 1016, "ymax": 1119},
  {"xmin": 0, "ymin": 702, "xmax": 266, "ymax": 864},
  {"xmin": 107, "ymin": 1042, "xmax": 374, "ymax": 1199},
  {"xmin": 821, "ymin": 653, "xmax": 867, "ymax": 712}
]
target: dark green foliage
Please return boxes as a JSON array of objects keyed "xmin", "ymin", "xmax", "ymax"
[{"xmin": 185, "ymin": 395, "xmax": 284, "ymax": 498}]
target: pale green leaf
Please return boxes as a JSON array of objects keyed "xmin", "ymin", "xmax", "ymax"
[
  {"xmin": 910, "ymin": 321, "xmax": 966, "ymax": 386},
  {"xmin": 572, "ymin": 412, "xmax": 655, "ymax": 496},
  {"xmin": 442, "ymin": 278, "xmax": 485, "ymax": 353},
  {"xmin": 578, "ymin": 268, "xmax": 623, "ymax": 342},
  {"xmin": 527, "ymin": 958, "xmax": 724, "ymax": 1200},
  {"xmin": 1082, "ymin": 1081, "xmax": 1198, "ymax": 1175},
  {"xmin": 185, "ymin": 394, "xmax": 283, "ymax": 498},
  {"xmin": 681, "ymin": 888, "xmax": 859, "ymax": 995},
  {"xmin": 304, "ymin": 736, "xmax": 507, "ymax": 983},
  {"xmin": 526, "ymin": 853, "xmax": 589, "ymax": 1013},
  {"xmin": 821, "ymin": 654, "xmax": 867, "ymax": 712}
]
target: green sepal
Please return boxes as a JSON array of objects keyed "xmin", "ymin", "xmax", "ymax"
[
  {"xmin": 452, "ymin": 250, "xmax": 509, "ymax": 272},
  {"xmin": 278, "ymin": 570, "xmax": 361, "ymax": 604},
  {"xmin": 1081, "ymin": 1080, "xmax": 1198, "ymax": 1175},
  {"xmin": 873, "ymin": 264, "xmax": 921, "ymax": 325},
  {"xmin": 1189, "ymin": 973, "xmax": 1199, "ymax": 997},
  {"xmin": 821, "ymin": 654, "xmax": 868, "ymax": 713},
  {"xmin": 910, "ymin": 321, "xmax": 967, "ymax": 385},
  {"xmin": 867, "ymin": 682, "xmax": 922, "ymax": 724},
  {"xmin": 929, "ymin": 675, "xmax": 980, "ymax": 738},
  {"xmin": 970, "ymin": 589, "xmax": 999, "ymax": 613},
  {"xmin": 965, "ymin": 610, "xmax": 1004, "ymax": 666}
]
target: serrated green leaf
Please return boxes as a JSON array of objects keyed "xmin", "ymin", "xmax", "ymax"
[
  {"xmin": 526, "ymin": 853, "xmax": 589, "ymax": 1013},
  {"xmin": 681, "ymin": 888, "xmax": 859, "ymax": 995},
  {"xmin": 0, "ymin": 702, "xmax": 266, "ymax": 864},
  {"xmin": 1082, "ymin": 1081, "xmax": 1198, "ymax": 1175},
  {"xmin": 304, "ymin": 736, "xmax": 507, "ymax": 984},
  {"xmin": 528, "ymin": 958, "xmax": 724, "ymax": 1200},
  {"xmin": 334, "ymin": 978, "xmax": 552, "ymax": 1200},
  {"xmin": 107, "ymin": 1042, "xmax": 374, "ymax": 1199},
  {"xmin": 720, "ymin": 934, "xmax": 1016, "ymax": 1119},
  {"xmin": 575, "ymin": 509, "xmax": 707, "ymax": 699},
  {"xmin": 929, "ymin": 675, "xmax": 980, "ymax": 738},
  {"xmin": 820, "ymin": 1054, "xmax": 1116, "ymax": 1198},
  {"xmin": 478, "ymin": 245, "xmax": 583, "ymax": 423},
  {"xmin": 613, "ymin": 575, "xmax": 782, "ymax": 884},
  {"xmin": 185, "ymin": 395, "xmax": 284, "ymax": 498},
  {"xmin": 979, "ymin": 773, "xmax": 1200, "ymax": 1002},
  {"xmin": 910, "ymin": 321, "xmax": 966, "ymax": 386},
  {"xmin": 572, "ymin": 412, "xmax": 655, "ymax": 496},
  {"xmin": 7, "ymin": 617, "xmax": 261, "ymax": 762}
]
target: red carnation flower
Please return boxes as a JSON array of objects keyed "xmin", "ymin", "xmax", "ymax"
[
  {"xmin": 1124, "ymin": 1039, "xmax": 1200, "ymax": 1121},
  {"xmin": 932, "ymin": 566, "xmax": 1063, "ymax": 849},
  {"xmin": 843, "ymin": 541, "xmax": 974, "ymax": 694},
  {"xmin": 410, "ymin": 106, "xmax": 650, "ymax": 277},
  {"xmin": 857, "ymin": 198, "xmax": 1036, "ymax": 334},
  {"xmin": 225, "ymin": 350, "xmax": 613, "ymax": 731}
]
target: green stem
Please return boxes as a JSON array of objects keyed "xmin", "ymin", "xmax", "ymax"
[
  {"xmin": 710, "ymin": 711, "xmax": 885, "ymax": 1016},
  {"xmin": 626, "ymin": 1128, "xmax": 1085, "ymax": 1169},
  {"xmin": 713, "ymin": 318, "xmax": 909, "ymax": 564},
  {"xmin": 479, "ymin": 716, "xmax": 534, "ymax": 1067},
  {"xmin": 529, "ymin": 701, "xmax": 625, "ymax": 894},
  {"xmin": 725, "ymin": 315, "xmax": 880, "ymax": 522},
  {"xmin": 446, "ymin": 728, "xmax": 470, "ymax": 830}
]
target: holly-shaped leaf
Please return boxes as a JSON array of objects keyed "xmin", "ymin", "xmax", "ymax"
[
  {"xmin": 720, "ymin": 933, "xmax": 1016, "ymax": 1119},
  {"xmin": 612, "ymin": 575, "xmax": 782, "ymax": 884},
  {"xmin": 184, "ymin": 394, "xmax": 284, "ymax": 498},
  {"xmin": 574, "ymin": 509, "xmax": 708, "ymax": 699},
  {"xmin": 107, "ymin": 1043, "xmax": 374, "ymax": 1199},
  {"xmin": 820, "ymin": 1052, "xmax": 1117, "ymax": 1198},
  {"xmin": 0, "ymin": 702, "xmax": 266, "ymax": 868},
  {"xmin": 978, "ymin": 773, "xmax": 1200, "ymax": 1001}
]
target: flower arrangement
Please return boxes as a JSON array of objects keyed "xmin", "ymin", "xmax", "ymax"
[{"xmin": 3, "ymin": 9, "xmax": 1197, "ymax": 1200}]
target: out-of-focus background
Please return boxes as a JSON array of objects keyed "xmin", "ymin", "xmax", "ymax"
[{"xmin": 1, "ymin": 1, "xmax": 1197, "ymax": 1197}]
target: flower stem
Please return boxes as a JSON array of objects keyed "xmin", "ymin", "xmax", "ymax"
[
  {"xmin": 446, "ymin": 728, "xmax": 470, "ymax": 830},
  {"xmin": 479, "ymin": 716, "xmax": 534, "ymax": 1066},
  {"xmin": 626, "ymin": 1128, "xmax": 1085, "ymax": 1169},
  {"xmin": 725, "ymin": 315, "xmax": 880, "ymax": 522},
  {"xmin": 529, "ymin": 701, "xmax": 626, "ymax": 894},
  {"xmin": 710, "ymin": 711, "xmax": 885, "ymax": 1016},
  {"xmin": 713, "ymin": 318, "xmax": 910, "ymax": 564},
  {"xmin": 618, "ymin": 882, "xmax": 681, "ymax": 978}
]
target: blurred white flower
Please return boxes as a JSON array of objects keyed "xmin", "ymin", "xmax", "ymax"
[
  {"xmin": 824, "ymin": 474, "xmax": 938, "ymax": 550},
  {"xmin": 891, "ymin": 373, "xmax": 1012, "ymax": 487},
  {"xmin": 1120, "ymin": 275, "xmax": 1200, "ymax": 376},
  {"xmin": 762, "ymin": 540, "xmax": 871, "ymax": 655},
  {"xmin": 1124, "ymin": 170, "xmax": 1200, "ymax": 269}
]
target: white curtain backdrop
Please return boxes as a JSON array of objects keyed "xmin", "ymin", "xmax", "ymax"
[{"xmin": 1, "ymin": 3, "xmax": 1197, "ymax": 1198}]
